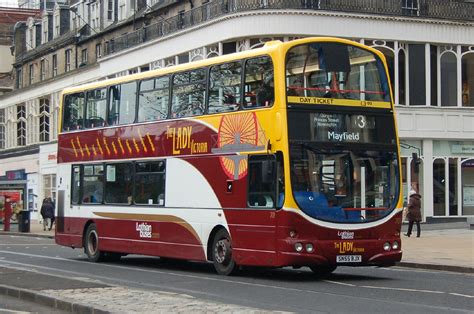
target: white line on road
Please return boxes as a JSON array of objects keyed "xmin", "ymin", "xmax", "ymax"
[
  {"xmin": 323, "ymin": 280, "xmax": 355, "ymax": 287},
  {"xmin": 450, "ymin": 293, "xmax": 474, "ymax": 298},
  {"xmin": 360, "ymin": 285, "xmax": 444, "ymax": 294},
  {"xmin": 1, "ymin": 250, "xmax": 473, "ymax": 301}
]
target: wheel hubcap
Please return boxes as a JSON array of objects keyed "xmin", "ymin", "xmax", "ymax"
[
  {"xmin": 88, "ymin": 230, "xmax": 98, "ymax": 255},
  {"xmin": 215, "ymin": 239, "xmax": 230, "ymax": 264}
]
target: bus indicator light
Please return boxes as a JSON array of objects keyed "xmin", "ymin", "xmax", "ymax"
[
  {"xmin": 117, "ymin": 137, "xmax": 125, "ymax": 154},
  {"xmin": 146, "ymin": 133, "xmax": 155, "ymax": 152}
]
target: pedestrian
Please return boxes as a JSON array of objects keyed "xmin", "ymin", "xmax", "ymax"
[
  {"xmin": 40, "ymin": 198, "xmax": 54, "ymax": 231},
  {"xmin": 48, "ymin": 197, "xmax": 56, "ymax": 230},
  {"xmin": 405, "ymin": 189, "xmax": 422, "ymax": 238}
]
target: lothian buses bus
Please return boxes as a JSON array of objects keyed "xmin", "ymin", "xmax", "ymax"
[{"xmin": 55, "ymin": 37, "xmax": 402, "ymax": 275}]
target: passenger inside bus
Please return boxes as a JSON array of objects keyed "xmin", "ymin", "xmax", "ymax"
[{"xmin": 256, "ymin": 73, "xmax": 274, "ymax": 107}]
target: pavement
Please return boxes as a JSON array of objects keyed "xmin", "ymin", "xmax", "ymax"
[{"xmin": 0, "ymin": 220, "xmax": 473, "ymax": 313}]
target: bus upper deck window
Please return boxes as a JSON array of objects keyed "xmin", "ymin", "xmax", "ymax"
[
  {"xmin": 138, "ymin": 76, "xmax": 169, "ymax": 122},
  {"xmin": 209, "ymin": 62, "xmax": 242, "ymax": 114},
  {"xmin": 108, "ymin": 82, "xmax": 137, "ymax": 125},
  {"xmin": 63, "ymin": 93, "xmax": 85, "ymax": 131},
  {"xmin": 244, "ymin": 56, "xmax": 274, "ymax": 108}
]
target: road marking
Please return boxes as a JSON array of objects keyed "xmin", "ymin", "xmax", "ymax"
[
  {"xmin": 450, "ymin": 293, "xmax": 474, "ymax": 298},
  {"xmin": 0, "ymin": 309, "xmax": 29, "ymax": 313},
  {"xmin": 323, "ymin": 280, "xmax": 355, "ymax": 287},
  {"xmin": 0, "ymin": 244, "xmax": 57, "ymax": 246},
  {"xmin": 1, "ymin": 250, "xmax": 473, "ymax": 302},
  {"xmin": 360, "ymin": 285, "xmax": 444, "ymax": 294}
]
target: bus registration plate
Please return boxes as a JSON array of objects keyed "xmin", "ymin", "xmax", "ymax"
[{"xmin": 336, "ymin": 255, "xmax": 361, "ymax": 263}]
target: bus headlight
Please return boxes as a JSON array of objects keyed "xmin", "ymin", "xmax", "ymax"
[
  {"xmin": 392, "ymin": 241, "xmax": 399, "ymax": 250},
  {"xmin": 305, "ymin": 243, "xmax": 314, "ymax": 253},
  {"xmin": 383, "ymin": 242, "xmax": 391, "ymax": 251},
  {"xmin": 295, "ymin": 242, "xmax": 303, "ymax": 252}
]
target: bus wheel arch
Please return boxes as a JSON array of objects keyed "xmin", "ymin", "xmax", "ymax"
[
  {"xmin": 209, "ymin": 227, "xmax": 237, "ymax": 276},
  {"xmin": 83, "ymin": 221, "xmax": 106, "ymax": 262}
]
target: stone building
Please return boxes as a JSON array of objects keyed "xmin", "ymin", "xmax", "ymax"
[{"xmin": 0, "ymin": 0, "xmax": 473, "ymax": 221}]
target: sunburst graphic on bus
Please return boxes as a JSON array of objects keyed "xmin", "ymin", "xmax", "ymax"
[{"xmin": 212, "ymin": 112, "xmax": 266, "ymax": 180}]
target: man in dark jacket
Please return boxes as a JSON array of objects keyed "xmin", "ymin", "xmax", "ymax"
[
  {"xmin": 405, "ymin": 190, "xmax": 422, "ymax": 237},
  {"xmin": 40, "ymin": 198, "xmax": 54, "ymax": 231}
]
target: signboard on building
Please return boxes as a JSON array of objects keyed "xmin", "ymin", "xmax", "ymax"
[{"xmin": 452, "ymin": 145, "xmax": 474, "ymax": 154}]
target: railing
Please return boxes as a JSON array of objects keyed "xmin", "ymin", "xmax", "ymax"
[{"xmin": 104, "ymin": 0, "xmax": 473, "ymax": 56}]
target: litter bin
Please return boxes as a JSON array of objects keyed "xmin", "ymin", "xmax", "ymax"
[{"xmin": 18, "ymin": 210, "xmax": 30, "ymax": 233}]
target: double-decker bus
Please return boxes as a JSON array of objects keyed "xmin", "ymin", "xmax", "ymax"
[{"xmin": 55, "ymin": 37, "xmax": 402, "ymax": 275}]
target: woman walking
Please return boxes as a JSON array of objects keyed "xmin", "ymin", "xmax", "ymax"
[{"xmin": 405, "ymin": 190, "xmax": 422, "ymax": 238}]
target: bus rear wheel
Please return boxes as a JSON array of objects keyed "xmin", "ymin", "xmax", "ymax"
[
  {"xmin": 84, "ymin": 224, "xmax": 105, "ymax": 262},
  {"xmin": 309, "ymin": 265, "xmax": 337, "ymax": 277},
  {"xmin": 212, "ymin": 229, "xmax": 236, "ymax": 276}
]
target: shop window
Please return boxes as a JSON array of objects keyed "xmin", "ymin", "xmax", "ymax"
[
  {"xmin": 461, "ymin": 159, "xmax": 474, "ymax": 215},
  {"xmin": 440, "ymin": 51, "xmax": 458, "ymax": 106},
  {"xmin": 449, "ymin": 158, "xmax": 458, "ymax": 216},
  {"xmin": 134, "ymin": 161, "xmax": 166, "ymax": 205},
  {"xmin": 104, "ymin": 163, "xmax": 133, "ymax": 204},
  {"xmin": 433, "ymin": 158, "xmax": 446, "ymax": 216}
]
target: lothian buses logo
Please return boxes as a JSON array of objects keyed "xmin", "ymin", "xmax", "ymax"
[
  {"xmin": 136, "ymin": 222, "xmax": 152, "ymax": 238},
  {"xmin": 338, "ymin": 231, "xmax": 355, "ymax": 240}
]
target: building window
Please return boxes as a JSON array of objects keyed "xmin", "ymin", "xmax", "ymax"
[
  {"xmin": 65, "ymin": 49, "xmax": 71, "ymax": 72},
  {"xmin": 39, "ymin": 98, "xmax": 50, "ymax": 142},
  {"xmin": 42, "ymin": 20, "xmax": 48, "ymax": 43},
  {"xmin": 0, "ymin": 109, "xmax": 5, "ymax": 149},
  {"xmin": 402, "ymin": 0, "xmax": 419, "ymax": 16},
  {"xmin": 17, "ymin": 104, "xmax": 26, "ymax": 146},
  {"xmin": 16, "ymin": 68, "xmax": 23, "ymax": 89},
  {"xmin": 108, "ymin": 0, "xmax": 113, "ymax": 20},
  {"xmin": 29, "ymin": 27, "xmax": 34, "ymax": 49},
  {"xmin": 29, "ymin": 64, "xmax": 34, "ymax": 85},
  {"xmin": 461, "ymin": 49, "xmax": 474, "ymax": 107},
  {"xmin": 40, "ymin": 59, "xmax": 46, "ymax": 81},
  {"xmin": 43, "ymin": 174, "xmax": 57, "ymax": 202},
  {"xmin": 96, "ymin": 43, "xmax": 102, "ymax": 58},
  {"xmin": 81, "ymin": 49, "xmax": 88, "ymax": 65},
  {"xmin": 52, "ymin": 54, "xmax": 57, "ymax": 77},
  {"xmin": 54, "ymin": 14, "xmax": 60, "ymax": 36},
  {"xmin": 440, "ymin": 49, "xmax": 458, "ymax": 107}
]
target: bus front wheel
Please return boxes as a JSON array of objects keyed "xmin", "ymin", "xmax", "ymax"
[
  {"xmin": 84, "ymin": 224, "xmax": 105, "ymax": 262},
  {"xmin": 212, "ymin": 229, "xmax": 236, "ymax": 276}
]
